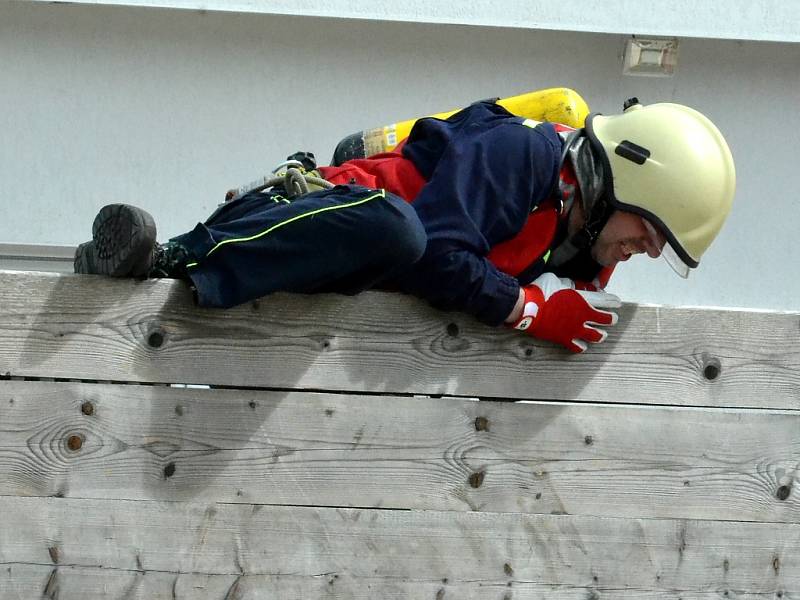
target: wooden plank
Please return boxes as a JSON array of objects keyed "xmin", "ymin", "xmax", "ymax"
[
  {"xmin": 2, "ymin": 381, "xmax": 799, "ymax": 523},
  {"xmin": 1, "ymin": 564, "xmax": 783, "ymax": 600},
  {"xmin": 1, "ymin": 496, "xmax": 798, "ymax": 597},
  {"xmin": 1, "ymin": 270, "xmax": 798, "ymax": 408}
]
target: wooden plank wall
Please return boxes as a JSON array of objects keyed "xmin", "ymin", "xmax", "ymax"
[{"xmin": 1, "ymin": 270, "xmax": 799, "ymax": 599}]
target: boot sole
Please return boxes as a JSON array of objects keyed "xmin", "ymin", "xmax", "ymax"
[{"xmin": 74, "ymin": 204, "xmax": 157, "ymax": 277}]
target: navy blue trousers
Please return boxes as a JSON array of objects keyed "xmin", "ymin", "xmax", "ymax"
[{"xmin": 171, "ymin": 185, "xmax": 427, "ymax": 308}]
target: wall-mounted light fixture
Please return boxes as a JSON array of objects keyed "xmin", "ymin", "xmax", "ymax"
[{"xmin": 623, "ymin": 36, "xmax": 679, "ymax": 77}]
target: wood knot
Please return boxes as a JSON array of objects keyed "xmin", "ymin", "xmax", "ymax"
[
  {"xmin": 777, "ymin": 485, "xmax": 791, "ymax": 501},
  {"xmin": 164, "ymin": 462, "xmax": 176, "ymax": 479},
  {"xmin": 702, "ymin": 356, "xmax": 721, "ymax": 381},
  {"xmin": 147, "ymin": 329, "xmax": 166, "ymax": 349},
  {"xmin": 503, "ymin": 563, "xmax": 514, "ymax": 576},
  {"xmin": 81, "ymin": 401, "xmax": 94, "ymax": 416},
  {"xmin": 468, "ymin": 471, "xmax": 485, "ymax": 488},
  {"xmin": 584, "ymin": 435, "xmax": 594, "ymax": 445},
  {"xmin": 66, "ymin": 434, "xmax": 84, "ymax": 452},
  {"xmin": 442, "ymin": 322, "xmax": 470, "ymax": 352},
  {"xmin": 474, "ymin": 416, "xmax": 489, "ymax": 432}
]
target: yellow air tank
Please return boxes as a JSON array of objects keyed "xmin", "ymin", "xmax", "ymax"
[{"xmin": 331, "ymin": 87, "xmax": 589, "ymax": 165}]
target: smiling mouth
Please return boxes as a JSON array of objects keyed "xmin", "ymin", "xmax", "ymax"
[{"xmin": 617, "ymin": 242, "xmax": 634, "ymax": 262}]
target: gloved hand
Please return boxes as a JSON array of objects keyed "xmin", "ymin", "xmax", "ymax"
[{"xmin": 508, "ymin": 273, "xmax": 622, "ymax": 353}]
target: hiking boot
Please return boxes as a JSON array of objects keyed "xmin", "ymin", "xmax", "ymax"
[{"xmin": 74, "ymin": 204, "xmax": 157, "ymax": 277}]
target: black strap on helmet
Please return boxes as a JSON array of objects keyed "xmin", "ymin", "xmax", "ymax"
[{"xmin": 548, "ymin": 130, "xmax": 615, "ymax": 267}]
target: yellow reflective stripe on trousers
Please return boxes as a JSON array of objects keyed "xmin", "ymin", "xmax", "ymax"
[{"xmin": 204, "ymin": 189, "xmax": 386, "ymax": 259}]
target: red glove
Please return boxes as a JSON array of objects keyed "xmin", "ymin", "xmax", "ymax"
[{"xmin": 509, "ymin": 273, "xmax": 622, "ymax": 353}]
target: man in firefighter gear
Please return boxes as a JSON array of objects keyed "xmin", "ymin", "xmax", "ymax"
[{"xmin": 74, "ymin": 98, "xmax": 736, "ymax": 353}]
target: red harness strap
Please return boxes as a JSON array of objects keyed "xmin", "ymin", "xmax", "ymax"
[{"xmin": 487, "ymin": 198, "xmax": 560, "ymax": 277}]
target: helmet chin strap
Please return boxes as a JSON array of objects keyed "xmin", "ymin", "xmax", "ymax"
[{"xmin": 549, "ymin": 131, "xmax": 614, "ymax": 267}]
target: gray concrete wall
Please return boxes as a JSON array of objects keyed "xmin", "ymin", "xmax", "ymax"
[
  {"xmin": 2, "ymin": 1, "xmax": 798, "ymax": 310},
  {"xmin": 25, "ymin": 0, "xmax": 800, "ymax": 43}
]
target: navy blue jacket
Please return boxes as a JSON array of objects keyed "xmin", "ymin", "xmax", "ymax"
[{"xmin": 393, "ymin": 101, "xmax": 563, "ymax": 326}]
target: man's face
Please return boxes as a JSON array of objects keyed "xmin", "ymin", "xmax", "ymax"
[{"xmin": 591, "ymin": 210, "xmax": 666, "ymax": 267}]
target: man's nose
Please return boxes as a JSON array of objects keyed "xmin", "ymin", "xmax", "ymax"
[{"xmin": 641, "ymin": 218, "xmax": 666, "ymax": 258}]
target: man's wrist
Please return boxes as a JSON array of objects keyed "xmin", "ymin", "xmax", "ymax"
[{"xmin": 504, "ymin": 287, "xmax": 526, "ymax": 324}]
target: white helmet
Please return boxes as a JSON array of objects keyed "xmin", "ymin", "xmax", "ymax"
[{"xmin": 586, "ymin": 99, "xmax": 736, "ymax": 277}]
